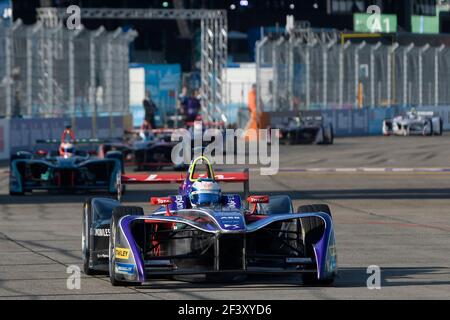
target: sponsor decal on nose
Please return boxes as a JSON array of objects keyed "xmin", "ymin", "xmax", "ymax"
[
  {"xmin": 94, "ymin": 228, "xmax": 110, "ymax": 237},
  {"xmin": 115, "ymin": 248, "xmax": 130, "ymax": 260}
]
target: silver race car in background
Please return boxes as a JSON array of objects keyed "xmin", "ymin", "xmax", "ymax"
[{"xmin": 383, "ymin": 109, "xmax": 443, "ymax": 136}]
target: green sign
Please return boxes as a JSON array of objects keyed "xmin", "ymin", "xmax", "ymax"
[
  {"xmin": 411, "ymin": 4, "xmax": 450, "ymax": 34},
  {"xmin": 354, "ymin": 13, "xmax": 397, "ymax": 33},
  {"xmin": 412, "ymin": 15, "xmax": 439, "ymax": 34}
]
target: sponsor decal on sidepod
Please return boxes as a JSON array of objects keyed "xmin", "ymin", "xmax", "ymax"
[
  {"xmin": 115, "ymin": 263, "xmax": 135, "ymax": 275},
  {"xmin": 94, "ymin": 228, "xmax": 110, "ymax": 237}
]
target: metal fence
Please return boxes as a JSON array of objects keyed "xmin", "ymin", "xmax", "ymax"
[
  {"xmin": 0, "ymin": 20, "xmax": 136, "ymax": 118},
  {"xmin": 256, "ymin": 35, "xmax": 450, "ymax": 112}
]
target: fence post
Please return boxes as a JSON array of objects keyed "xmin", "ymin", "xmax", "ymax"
[
  {"xmin": 370, "ymin": 42, "xmax": 382, "ymax": 108},
  {"xmin": 418, "ymin": 44, "xmax": 430, "ymax": 107},
  {"xmin": 112, "ymin": 28, "xmax": 122, "ymax": 137},
  {"xmin": 323, "ymin": 40, "xmax": 337, "ymax": 108},
  {"xmin": 124, "ymin": 29, "xmax": 137, "ymax": 121},
  {"xmin": 5, "ymin": 26, "xmax": 12, "ymax": 117},
  {"xmin": 287, "ymin": 39, "xmax": 296, "ymax": 111},
  {"xmin": 255, "ymin": 37, "xmax": 267, "ymax": 114},
  {"xmin": 323, "ymin": 43, "xmax": 327, "ymax": 108},
  {"xmin": 355, "ymin": 42, "xmax": 366, "ymax": 108},
  {"xmin": 339, "ymin": 41, "xmax": 350, "ymax": 108},
  {"xmin": 387, "ymin": 43, "xmax": 399, "ymax": 108},
  {"xmin": 435, "ymin": 45, "xmax": 445, "ymax": 106},
  {"xmin": 305, "ymin": 42, "xmax": 311, "ymax": 110},
  {"xmin": 46, "ymin": 26, "xmax": 60, "ymax": 116},
  {"xmin": 68, "ymin": 28, "xmax": 82, "ymax": 129},
  {"xmin": 403, "ymin": 44, "xmax": 414, "ymax": 106},
  {"xmin": 272, "ymin": 37, "xmax": 284, "ymax": 112},
  {"xmin": 27, "ymin": 22, "xmax": 42, "ymax": 117},
  {"xmin": 90, "ymin": 27, "xmax": 105, "ymax": 138}
]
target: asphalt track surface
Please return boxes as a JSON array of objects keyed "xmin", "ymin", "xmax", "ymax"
[{"xmin": 0, "ymin": 135, "xmax": 449, "ymax": 300}]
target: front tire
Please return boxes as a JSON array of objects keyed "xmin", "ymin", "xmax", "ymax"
[
  {"xmin": 297, "ymin": 204, "xmax": 335, "ymax": 286},
  {"xmin": 109, "ymin": 206, "xmax": 144, "ymax": 286},
  {"xmin": 435, "ymin": 119, "xmax": 443, "ymax": 136},
  {"xmin": 323, "ymin": 124, "xmax": 334, "ymax": 145},
  {"xmin": 424, "ymin": 119, "xmax": 433, "ymax": 136},
  {"xmin": 82, "ymin": 199, "xmax": 98, "ymax": 275}
]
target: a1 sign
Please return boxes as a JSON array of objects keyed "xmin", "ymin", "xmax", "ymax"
[{"xmin": 354, "ymin": 13, "xmax": 397, "ymax": 33}]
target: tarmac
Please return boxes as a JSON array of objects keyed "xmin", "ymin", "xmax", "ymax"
[{"xmin": 0, "ymin": 135, "xmax": 449, "ymax": 299}]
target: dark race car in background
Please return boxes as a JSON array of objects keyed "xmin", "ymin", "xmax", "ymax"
[
  {"xmin": 270, "ymin": 111, "xmax": 334, "ymax": 145},
  {"xmin": 9, "ymin": 127, "xmax": 123, "ymax": 196},
  {"xmin": 99, "ymin": 122, "xmax": 237, "ymax": 171},
  {"xmin": 82, "ymin": 156, "xmax": 338, "ymax": 286},
  {"xmin": 98, "ymin": 128, "xmax": 182, "ymax": 171}
]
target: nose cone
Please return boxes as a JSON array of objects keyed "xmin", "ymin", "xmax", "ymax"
[
  {"xmin": 215, "ymin": 212, "xmax": 246, "ymax": 231},
  {"xmin": 57, "ymin": 157, "xmax": 76, "ymax": 168}
]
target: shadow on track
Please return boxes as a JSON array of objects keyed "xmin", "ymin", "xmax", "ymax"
[
  {"xmin": 336, "ymin": 266, "xmax": 450, "ymax": 288},
  {"xmin": 298, "ymin": 189, "xmax": 450, "ymax": 200},
  {"xmin": 2, "ymin": 188, "xmax": 450, "ymax": 205},
  {"xmin": 83, "ymin": 266, "xmax": 450, "ymax": 291}
]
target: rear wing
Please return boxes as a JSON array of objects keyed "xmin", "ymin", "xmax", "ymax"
[
  {"xmin": 36, "ymin": 138, "xmax": 111, "ymax": 145},
  {"xmin": 417, "ymin": 111, "xmax": 436, "ymax": 117},
  {"xmin": 124, "ymin": 129, "xmax": 175, "ymax": 135},
  {"xmin": 185, "ymin": 121, "xmax": 225, "ymax": 128},
  {"xmin": 122, "ymin": 168, "xmax": 250, "ymax": 197}
]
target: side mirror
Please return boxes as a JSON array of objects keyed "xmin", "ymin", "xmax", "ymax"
[
  {"xmin": 247, "ymin": 195, "xmax": 269, "ymax": 204},
  {"xmin": 247, "ymin": 195, "xmax": 269, "ymax": 215},
  {"xmin": 35, "ymin": 149, "xmax": 48, "ymax": 156},
  {"xmin": 151, "ymin": 197, "xmax": 173, "ymax": 216},
  {"xmin": 151, "ymin": 197, "xmax": 172, "ymax": 205}
]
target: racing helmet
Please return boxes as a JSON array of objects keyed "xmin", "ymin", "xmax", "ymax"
[
  {"xmin": 59, "ymin": 142, "xmax": 75, "ymax": 158},
  {"xmin": 189, "ymin": 178, "xmax": 221, "ymax": 208}
]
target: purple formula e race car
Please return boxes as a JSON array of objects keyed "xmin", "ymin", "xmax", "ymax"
[{"xmin": 82, "ymin": 156, "xmax": 338, "ymax": 286}]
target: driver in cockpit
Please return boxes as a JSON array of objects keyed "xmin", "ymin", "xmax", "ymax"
[{"xmin": 188, "ymin": 178, "xmax": 222, "ymax": 209}]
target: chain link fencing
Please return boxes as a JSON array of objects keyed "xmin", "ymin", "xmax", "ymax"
[
  {"xmin": 0, "ymin": 20, "xmax": 136, "ymax": 119},
  {"xmin": 256, "ymin": 35, "xmax": 450, "ymax": 112}
]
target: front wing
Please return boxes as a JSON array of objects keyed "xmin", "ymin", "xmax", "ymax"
[
  {"xmin": 110, "ymin": 213, "xmax": 337, "ymax": 283},
  {"xmin": 9, "ymin": 159, "xmax": 121, "ymax": 193},
  {"xmin": 280, "ymin": 126, "xmax": 324, "ymax": 144}
]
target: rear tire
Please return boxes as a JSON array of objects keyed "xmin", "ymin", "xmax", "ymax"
[
  {"xmin": 436, "ymin": 119, "xmax": 443, "ymax": 136},
  {"xmin": 323, "ymin": 124, "xmax": 334, "ymax": 145},
  {"xmin": 297, "ymin": 204, "xmax": 334, "ymax": 286},
  {"xmin": 9, "ymin": 191, "xmax": 24, "ymax": 196},
  {"xmin": 424, "ymin": 119, "xmax": 433, "ymax": 136},
  {"xmin": 109, "ymin": 206, "xmax": 144, "ymax": 286},
  {"xmin": 285, "ymin": 131, "xmax": 296, "ymax": 145}
]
